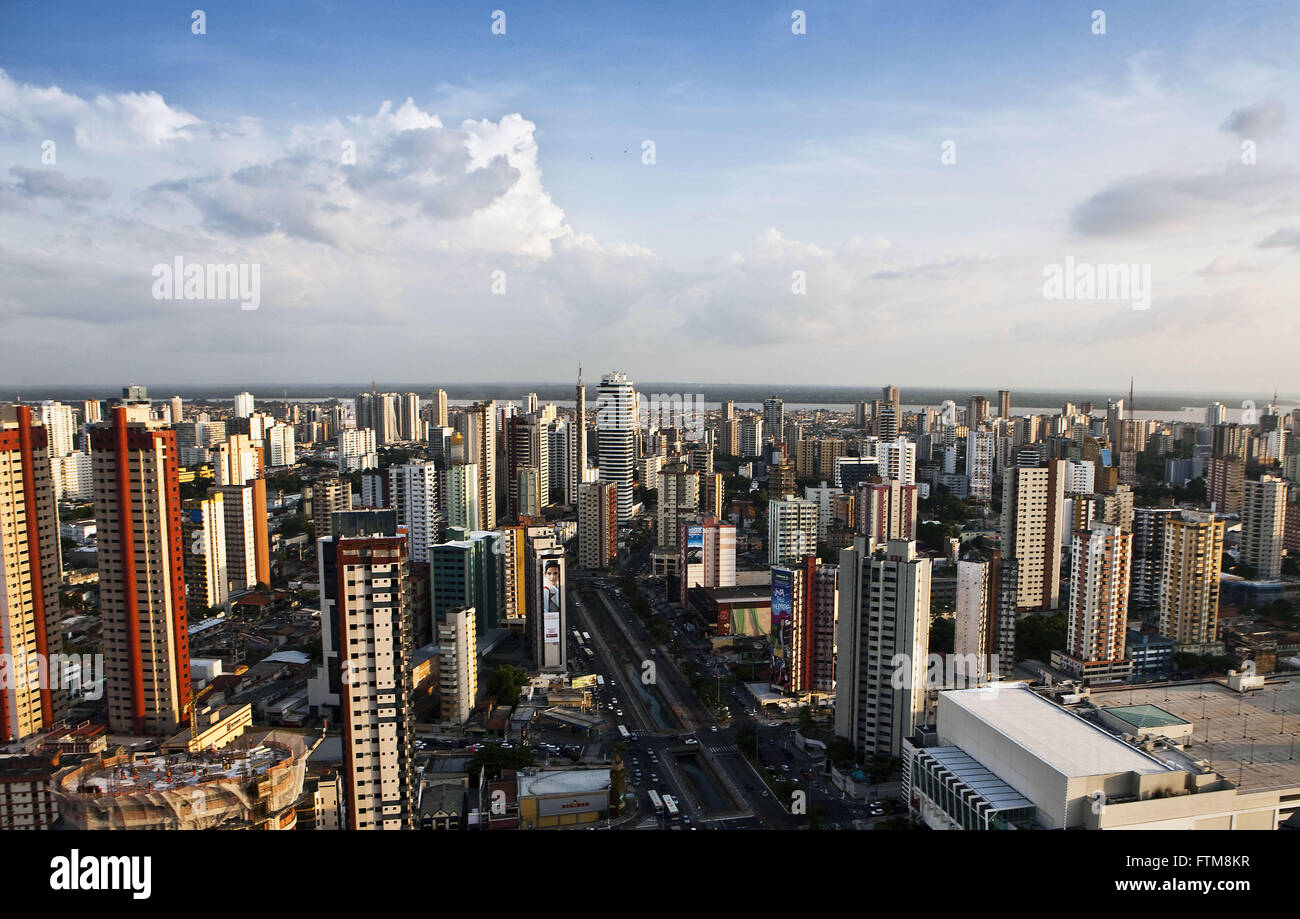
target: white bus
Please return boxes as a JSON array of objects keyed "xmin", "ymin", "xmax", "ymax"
[
  {"xmin": 663, "ymin": 795, "xmax": 680, "ymax": 819},
  {"xmin": 572, "ymin": 629, "xmax": 584, "ymax": 645},
  {"xmin": 584, "ymin": 647, "xmax": 595, "ymax": 660},
  {"xmin": 647, "ymin": 789, "xmax": 664, "ymax": 815},
  {"xmin": 583, "ymin": 631, "xmax": 592, "ymax": 642},
  {"xmin": 618, "ymin": 724, "xmax": 631, "ymax": 741},
  {"xmin": 596, "ymin": 675, "xmax": 605, "ymax": 688}
]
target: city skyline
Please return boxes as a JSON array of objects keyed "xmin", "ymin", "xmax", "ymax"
[{"xmin": 2, "ymin": 2, "xmax": 1299, "ymax": 388}]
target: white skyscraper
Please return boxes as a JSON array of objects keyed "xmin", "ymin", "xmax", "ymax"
[
  {"xmin": 596, "ymin": 371, "xmax": 637, "ymax": 523},
  {"xmin": 965, "ymin": 430, "xmax": 995, "ymax": 500},
  {"xmin": 878, "ymin": 436, "xmax": 917, "ymax": 485},
  {"xmin": 769, "ymin": 497, "xmax": 819, "ymax": 567},
  {"xmin": 388, "ymin": 461, "xmax": 442, "ymax": 563},
  {"xmin": 234, "ymin": 391, "xmax": 255, "ymax": 418},
  {"xmin": 267, "ymin": 422, "xmax": 296, "ymax": 467},
  {"xmin": 339, "ymin": 428, "xmax": 378, "ymax": 473},
  {"xmin": 1241, "ymin": 476, "xmax": 1286, "ymax": 580}
]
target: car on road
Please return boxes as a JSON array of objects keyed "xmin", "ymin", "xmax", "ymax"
[
  {"xmin": 616, "ymin": 709, "xmax": 624, "ymax": 717},
  {"xmin": 710, "ymin": 725, "xmax": 719, "ymax": 732},
  {"xmin": 684, "ymin": 737, "xmax": 699, "ymax": 745}
]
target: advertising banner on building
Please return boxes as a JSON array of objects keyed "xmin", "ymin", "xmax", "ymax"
[
  {"xmin": 770, "ymin": 567, "xmax": 794, "ymax": 690},
  {"xmin": 539, "ymin": 555, "xmax": 565, "ymax": 645}
]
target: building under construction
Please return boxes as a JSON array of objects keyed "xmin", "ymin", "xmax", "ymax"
[{"xmin": 52, "ymin": 729, "xmax": 318, "ymax": 830}]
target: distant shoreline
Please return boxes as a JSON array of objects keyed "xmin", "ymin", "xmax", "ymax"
[{"xmin": 3, "ymin": 383, "xmax": 1290, "ymax": 416}]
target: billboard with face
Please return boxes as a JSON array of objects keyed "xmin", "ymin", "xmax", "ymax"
[{"xmin": 539, "ymin": 555, "xmax": 564, "ymax": 645}]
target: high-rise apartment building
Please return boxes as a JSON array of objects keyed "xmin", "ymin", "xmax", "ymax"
[
  {"xmin": 0, "ymin": 405, "xmax": 65, "ymax": 743},
  {"xmin": 835, "ymin": 537, "xmax": 930, "ymax": 759},
  {"xmin": 1159, "ymin": 510, "xmax": 1224, "ymax": 647},
  {"xmin": 678, "ymin": 516, "xmax": 737, "ymax": 605},
  {"xmin": 768, "ymin": 497, "xmax": 819, "ymax": 568},
  {"xmin": 966, "ymin": 430, "xmax": 995, "ymax": 500},
  {"xmin": 438, "ymin": 606, "xmax": 477, "ymax": 725},
  {"xmin": 387, "ymin": 461, "xmax": 442, "ymax": 563},
  {"xmin": 997, "ymin": 390, "xmax": 1011, "ymax": 421},
  {"xmin": 1001, "ymin": 460, "xmax": 1066, "ymax": 612},
  {"xmin": 1241, "ymin": 476, "xmax": 1286, "ymax": 579},
  {"xmin": 311, "ymin": 477, "xmax": 352, "ymax": 543},
  {"xmin": 763, "ymin": 397, "xmax": 784, "ymax": 441},
  {"xmin": 181, "ymin": 492, "xmax": 228, "ymax": 611},
  {"xmin": 90, "ymin": 405, "xmax": 191, "ymax": 736},
  {"xmin": 457, "ymin": 402, "xmax": 497, "ymax": 529},
  {"xmin": 954, "ymin": 555, "xmax": 1016, "ymax": 682},
  {"xmin": 657, "ymin": 464, "xmax": 700, "ymax": 550},
  {"xmin": 772, "ymin": 556, "xmax": 838, "ymax": 694},
  {"xmin": 527, "ymin": 535, "xmax": 567, "ymax": 672},
  {"xmin": 211, "ymin": 482, "xmax": 271, "ymax": 591},
  {"xmin": 316, "ymin": 515, "xmax": 414, "ymax": 829},
  {"xmin": 499, "ymin": 525, "xmax": 526, "ymax": 624},
  {"xmin": 596, "ymin": 372, "xmax": 637, "ymax": 523},
  {"xmin": 441, "ymin": 462, "xmax": 480, "ymax": 533},
  {"xmin": 1207, "ymin": 454, "xmax": 1245, "ymax": 515},
  {"xmin": 234, "ymin": 391, "xmax": 254, "ymax": 418},
  {"xmin": 267, "ymin": 422, "xmax": 295, "ymax": 467},
  {"xmin": 854, "ymin": 479, "xmax": 918, "ymax": 542},
  {"xmin": 878, "ymin": 436, "xmax": 917, "ymax": 485},
  {"xmin": 578, "ymin": 481, "xmax": 619, "ymax": 570},
  {"xmin": 398, "ymin": 392, "xmax": 421, "ymax": 443},
  {"xmin": 516, "ymin": 467, "xmax": 541, "ymax": 518},
  {"xmin": 430, "ymin": 529, "xmax": 503, "ymax": 630},
  {"xmin": 718, "ymin": 418, "xmax": 740, "ymax": 457},
  {"xmin": 569, "ymin": 369, "xmax": 589, "ymax": 506},
  {"xmin": 1130, "ymin": 507, "xmax": 1181, "ymax": 609},
  {"xmin": 739, "ymin": 418, "xmax": 764, "ymax": 458},
  {"xmin": 338, "ymin": 428, "xmax": 378, "ymax": 473},
  {"xmin": 1055, "ymin": 522, "xmax": 1132, "ymax": 682},
  {"xmin": 700, "ymin": 471, "xmax": 724, "ymax": 521},
  {"xmin": 215, "ymin": 432, "xmax": 261, "ymax": 486},
  {"xmin": 433, "ymin": 389, "xmax": 448, "ymax": 428}
]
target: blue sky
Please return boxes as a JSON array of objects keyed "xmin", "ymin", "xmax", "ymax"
[{"xmin": 1, "ymin": 1, "xmax": 1298, "ymax": 389}]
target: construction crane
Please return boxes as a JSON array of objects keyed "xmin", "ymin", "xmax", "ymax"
[{"xmin": 183, "ymin": 685, "xmax": 215, "ymax": 753}]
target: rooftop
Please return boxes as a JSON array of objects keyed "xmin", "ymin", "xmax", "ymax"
[
  {"xmin": 516, "ymin": 767, "xmax": 611, "ymax": 798},
  {"xmin": 1102, "ymin": 703, "xmax": 1190, "ymax": 730},
  {"xmin": 941, "ymin": 685, "xmax": 1173, "ymax": 778},
  {"xmin": 920, "ymin": 746, "xmax": 1034, "ymax": 812},
  {"xmin": 1088, "ymin": 678, "xmax": 1300, "ymax": 791}
]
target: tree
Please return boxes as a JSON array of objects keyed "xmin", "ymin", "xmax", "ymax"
[
  {"xmin": 826, "ymin": 737, "xmax": 854, "ymax": 771},
  {"xmin": 866, "ymin": 754, "xmax": 899, "ymax": 784},
  {"xmin": 736, "ymin": 722, "xmax": 759, "ymax": 759},
  {"xmin": 486, "ymin": 664, "xmax": 529, "ymax": 704},
  {"xmin": 1016, "ymin": 613, "xmax": 1066, "ymax": 662},
  {"xmin": 279, "ymin": 513, "xmax": 310, "ymax": 539},
  {"xmin": 929, "ymin": 614, "xmax": 954, "ymax": 654},
  {"xmin": 466, "ymin": 745, "xmax": 536, "ymax": 785},
  {"xmin": 917, "ymin": 521, "xmax": 954, "ymax": 551},
  {"xmin": 797, "ymin": 707, "xmax": 814, "ymax": 734}
]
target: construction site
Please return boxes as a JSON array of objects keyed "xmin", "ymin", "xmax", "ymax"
[{"xmin": 52, "ymin": 729, "xmax": 319, "ymax": 830}]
